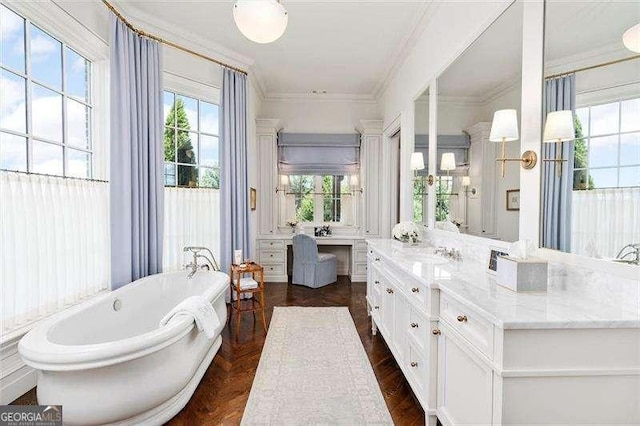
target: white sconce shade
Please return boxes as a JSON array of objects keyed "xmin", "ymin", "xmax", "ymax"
[
  {"xmin": 440, "ymin": 152, "xmax": 456, "ymax": 172},
  {"xmin": 233, "ymin": 0, "xmax": 288, "ymax": 44},
  {"xmin": 543, "ymin": 110, "xmax": 575, "ymax": 143},
  {"xmin": 489, "ymin": 109, "xmax": 519, "ymax": 142},
  {"xmin": 410, "ymin": 152, "xmax": 425, "ymax": 170},
  {"xmin": 461, "ymin": 176, "xmax": 471, "ymax": 187},
  {"xmin": 623, "ymin": 23, "xmax": 640, "ymax": 53},
  {"xmin": 349, "ymin": 174, "xmax": 359, "ymax": 187},
  {"xmin": 280, "ymin": 175, "xmax": 289, "ymax": 187}
]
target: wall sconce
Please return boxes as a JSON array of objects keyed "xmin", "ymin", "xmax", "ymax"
[
  {"xmin": 440, "ymin": 152, "xmax": 456, "ymax": 175},
  {"xmin": 276, "ymin": 174, "xmax": 289, "ymax": 194},
  {"xmin": 411, "ymin": 152, "xmax": 434, "ymax": 186},
  {"xmin": 543, "ymin": 110, "xmax": 575, "ymax": 177},
  {"xmin": 489, "ymin": 109, "xmax": 538, "ymax": 177},
  {"xmin": 349, "ymin": 174, "xmax": 363, "ymax": 194},
  {"xmin": 461, "ymin": 176, "xmax": 471, "ymax": 187}
]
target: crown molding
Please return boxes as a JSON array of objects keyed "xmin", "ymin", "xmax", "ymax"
[
  {"xmin": 263, "ymin": 92, "xmax": 377, "ymax": 104},
  {"xmin": 372, "ymin": 1, "xmax": 439, "ymax": 101},
  {"xmin": 544, "ymin": 41, "xmax": 635, "ymax": 77},
  {"xmin": 110, "ymin": 0, "xmax": 254, "ymax": 72}
]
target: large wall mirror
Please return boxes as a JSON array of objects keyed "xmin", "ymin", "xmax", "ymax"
[
  {"xmin": 413, "ymin": 87, "xmax": 429, "ymax": 224},
  {"xmin": 433, "ymin": 0, "xmax": 523, "ymax": 241},
  {"xmin": 541, "ymin": 1, "xmax": 640, "ymax": 264}
]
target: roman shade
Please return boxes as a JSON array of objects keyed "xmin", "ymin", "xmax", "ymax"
[
  {"xmin": 278, "ymin": 133, "xmax": 360, "ymax": 175},
  {"xmin": 415, "ymin": 134, "xmax": 470, "ymax": 175}
]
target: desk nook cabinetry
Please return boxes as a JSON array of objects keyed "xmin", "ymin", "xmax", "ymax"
[{"xmin": 366, "ymin": 240, "xmax": 640, "ymax": 426}]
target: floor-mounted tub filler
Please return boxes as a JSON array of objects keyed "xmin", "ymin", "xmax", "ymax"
[{"xmin": 19, "ymin": 270, "xmax": 229, "ymax": 425}]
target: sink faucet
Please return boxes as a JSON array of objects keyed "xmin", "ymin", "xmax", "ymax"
[
  {"xmin": 615, "ymin": 243, "xmax": 640, "ymax": 265},
  {"xmin": 183, "ymin": 246, "xmax": 220, "ymax": 278}
]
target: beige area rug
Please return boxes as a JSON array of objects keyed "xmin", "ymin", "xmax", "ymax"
[{"xmin": 241, "ymin": 307, "xmax": 393, "ymax": 425}]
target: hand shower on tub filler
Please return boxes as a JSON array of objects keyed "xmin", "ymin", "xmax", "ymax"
[{"xmin": 184, "ymin": 246, "xmax": 221, "ymax": 278}]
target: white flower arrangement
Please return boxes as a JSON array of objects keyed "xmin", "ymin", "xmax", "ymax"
[
  {"xmin": 392, "ymin": 221, "xmax": 420, "ymax": 243},
  {"xmin": 286, "ymin": 218, "xmax": 298, "ymax": 228}
]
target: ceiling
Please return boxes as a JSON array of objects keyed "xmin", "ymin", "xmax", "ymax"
[
  {"xmin": 437, "ymin": 0, "xmax": 640, "ymax": 101},
  {"xmin": 116, "ymin": 0, "xmax": 430, "ymax": 99}
]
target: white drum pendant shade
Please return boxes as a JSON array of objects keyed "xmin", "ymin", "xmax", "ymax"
[{"xmin": 233, "ymin": 0, "xmax": 288, "ymax": 44}]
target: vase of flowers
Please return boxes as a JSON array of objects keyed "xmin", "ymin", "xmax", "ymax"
[
  {"xmin": 392, "ymin": 221, "xmax": 420, "ymax": 245},
  {"xmin": 286, "ymin": 218, "xmax": 298, "ymax": 234}
]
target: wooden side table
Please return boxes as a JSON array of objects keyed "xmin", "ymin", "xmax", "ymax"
[{"xmin": 229, "ymin": 262, "xmax": 268, "ymax": 340}]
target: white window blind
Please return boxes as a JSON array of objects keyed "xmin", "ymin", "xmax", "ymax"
[
  {"xmin": 0, "ymin": 171, "xmax": 109, "ymax": 336},
  {"xmin": 163, "ymin": 187, "xmax": 220, "ymax": 271}
]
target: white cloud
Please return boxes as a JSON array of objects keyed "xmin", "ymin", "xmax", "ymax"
[
  {"xmin": 0, "ymin": 75, "xmax": 26, "ymax": 132},
  {"xmin": 30, "ymin": 34, "xmax": 58, "ymax": 63},
  {"xmin": 0, "ymin": 6, "xmax": 23, "ymax": 40}
]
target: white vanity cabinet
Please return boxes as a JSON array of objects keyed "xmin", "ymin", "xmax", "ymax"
[{"xmin": 366, "ymin": 240, "xmax": 640, "ymax": 425}]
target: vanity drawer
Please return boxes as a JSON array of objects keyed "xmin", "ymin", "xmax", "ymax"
[
  {"xmin": 406, "ymin": 340, "xmax": 428, "ymax": 396},
  {"xmin": 405, "ymin": 277, "xmax": 428, "ymax": 308},
  {"xmin": 354, "ymin": 262, "xmax": 368, "ymax": 276},
  {"xmin": 354, "ymin": 250, "xmax": 368, "ymax": 263},
  {"xmin": 259, "ymin": 240, "xmax": 285, "ymax": 250},
  {"xmin": 260, "ymin": 250, "xmax": 285, "ymax": 264},
  {"xmin": 263, "ymin": 263, "xmax": 285, "ymax": 276},
  {"xmin": 408, "ymin": 307, "xmax": 429, "ymax": 354},
  {"xmin": 440, "ymin": 293, "xmax": 494, "ymax": 360},
  {"xmin": 355, "ymin": 240, "xmax": 368, "ymax": 251}
]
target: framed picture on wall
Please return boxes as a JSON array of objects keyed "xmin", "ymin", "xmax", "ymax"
[
  {"xmin": 506, "ymin": 189, "xmax": 520, "ymax": 211},
  {"xmin": 250, "ymin": 188, "xmax": 257, "ymax": 211}
]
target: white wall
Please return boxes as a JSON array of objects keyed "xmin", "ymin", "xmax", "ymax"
[{"xmin": 261, "ymin": 98, "xmax": 379, "ymax": 133}]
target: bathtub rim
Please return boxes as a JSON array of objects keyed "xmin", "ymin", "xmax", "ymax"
[{"xmin": 18, "ymin": 270, "xmax": 229, "ymax": 372}]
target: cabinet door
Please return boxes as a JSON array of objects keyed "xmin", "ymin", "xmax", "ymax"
[
  {"xmin": 392, "ymin": 292, "xmax": 408, "ymax": 362},
  {"xmin": 437, "ymin": 324, "xmax": 493, "ymax": 425},
  {"xmin": 380, "ymin": 277, "xmax": 395, "ymax": 338},
  {"xmin": 363, "ymin": 134, "xmax": 381, "ymax": 236}
]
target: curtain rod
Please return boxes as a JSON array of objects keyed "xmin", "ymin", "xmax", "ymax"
[
  {"xmin": 101, "ymin": 0, "xmax": 248, "ymax": 75},
  {"xmin": 0, "ymin": 169, "xmax": 109, "ymax": 184},
  {"xmin": 546, "ymin": 54, "xmax": 640, "ymax": 80}
]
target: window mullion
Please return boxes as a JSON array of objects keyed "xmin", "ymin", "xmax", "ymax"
[
  {"xmin": 25, "ymin": 17, "xmax": 32, "ymax": 173},
  {"xmin": 61, "ymin": 44, "xmax": 68, "ymax": 177}
]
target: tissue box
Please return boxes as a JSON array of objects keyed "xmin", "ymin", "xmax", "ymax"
[{"xmin": 496, "ymin": 255, "xmax": 548, "ymax": 292}]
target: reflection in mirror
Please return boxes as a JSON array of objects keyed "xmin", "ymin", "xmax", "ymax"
[
  {"xmin": 542, "ymin": 1, "xmax": 640, "ymax": 264},
  {"xmin": 413, "ymin": 88, "xmax": 429, "ymax": 223},
  {"xmin": 434, "ymin": 0, "xmax": 523, "ymax": 242}
]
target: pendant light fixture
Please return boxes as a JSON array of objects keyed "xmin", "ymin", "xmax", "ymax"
[
  {"xmin": 623, "ymin": 23, "xmax": 640, "ymax": 53},
  {"xmin": 233, "ymin": 0, "xmax": 288, "ymax": 44}
]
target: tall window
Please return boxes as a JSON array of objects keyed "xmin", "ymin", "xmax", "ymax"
[
  {"xmin": 574, "ymin": 98, "xmax": 640, "ymax": 189},
  {"xmin": 435, "ymin": 176, "xmax": 453, "ymax": 221},
  {"xmin": 1, "ymin": 4, "xmax": 92, "ymax": 178},
  {"xmin": 163, "ymin": 91, "xmax": 219, "ymax": 188},
  {"xmin": 287, "ymin": 175, "xmax": 351, "ymax": 223}
]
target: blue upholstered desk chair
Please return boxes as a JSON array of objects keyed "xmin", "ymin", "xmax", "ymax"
[{"xmin": 292, "ymin": 234, "xmax": 338, "ymax": 288}]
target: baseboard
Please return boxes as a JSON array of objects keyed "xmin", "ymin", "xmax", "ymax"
[{"xmin": 1, "ymin": 332, "xmax": 36, "ymax": 404}]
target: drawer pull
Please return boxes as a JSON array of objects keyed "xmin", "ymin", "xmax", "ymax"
[
  {"xmin": 410, "ymin": 361, "xmax": 418, "ymax": 367},
  {"xmin": 410, "ymin": 322, "xmax": 419, "ymax": 328},
  {"xmin": 457, "ymin": 315, "xmax": 468, "ymax": 323},
  {"xmin": 386, "ymin": 288, "xmax": 394, "ymax": 294},
  {"xmin": 270, "ymin": 254, "xmax": 274, "ymax": 257},
  {"xmin": 431, "ymin": 329, "xmax": 441, "ymax": 335},
  {"xmin": 374, "ymin": 280, "xmax": 380, "ymax": 284},
  {"xmin": 374, "ymin": 305, "xmax": 379, "ymax": 310},
  {"xmin": 411, "ymin": 287, "xmax": 420, "ymax": 293},
  {"xmin": 375, "ymin": 257, "xmax": 380, "ymax": 262}
]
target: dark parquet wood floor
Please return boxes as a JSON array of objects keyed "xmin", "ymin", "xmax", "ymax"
[
  {"xmin": 12, "ymin": 277, "xmax": 425, "ymax": 425},
  {"xmin": 169, "ymin": 277, "xmax": 425, "ymax": 425}
]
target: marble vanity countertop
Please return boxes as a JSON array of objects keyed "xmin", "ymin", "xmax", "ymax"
[{"xmin": 367, "ymin": 239, "xmax": 640, "ymax": 330}]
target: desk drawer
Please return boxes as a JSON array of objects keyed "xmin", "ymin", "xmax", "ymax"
[
  {"xmin": 260, "ymin": 250, "xmax": 285, "ymax": 264},
  {"xmin": 354, "ymin": 262, "xmax": 368, "ymax": 276},
  {"xmin": 354, "ymin": 250, "xmax": 368, "ymax": 263},
  {"xmin": 263, "ymin": 263, "xmax": 285, "ymax": 276},
  {"xmin": 355, "ymin": 240, "xmax": 368, "ymax": 250},
  {"xmin": 259, "ymin": 240, "xmax": 285, "ymax": 250},
  {"xmin": 440, "ymin": 293, "xmax": 494, "ymax": 360}
]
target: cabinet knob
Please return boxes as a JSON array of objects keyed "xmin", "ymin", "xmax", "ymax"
[
  {"xmin": 374, "ymin": 280, "xmax": 380, "ymax": 284},
  {"xmin": 374, "ymin": 257, "xmax": 380, "ymax": 262},
  {"xmin": 374, "ymin": 305, "xmax": 379, "ymax": 310},
  {"xmin": 410, "ymin": 322, "xmax": 419, "ymax": 328},
  {"xmin": 410, "ymin": 361, "xmax": 418, "ymax": 368},
  {"xmin": 457, "ymin": 315, "xmax": 468, "ymax": 323},
  {"xmin": 431, "ymin": 329, "xmax": 441, "ymax": 336},
  {"xmin": 411, "ymin": 287, "xmax": 419, "ymax": 293},
  {"xmin": 270, "ymin": 254, "xmax": 274, "ymax": 257},
  {"xmin": 386, "ymin": 288, "xmax": 394, "ymax": 294}
]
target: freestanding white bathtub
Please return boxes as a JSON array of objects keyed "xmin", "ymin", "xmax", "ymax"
[{"xmin": 19, "ymin": 270, "xmax": 228, "ymax": 425}]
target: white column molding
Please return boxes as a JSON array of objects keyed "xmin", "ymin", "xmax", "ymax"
[
  {"xmin": 256, "ymin": 118, "xmax": 281, "ymax": 236},
  {"xmin": 427, "ymin": 80, "xmax": 438, "ymax": 229},
  {"xmin": 399, "ymin": 106, "xmax": 415, "ymax": 221},
  {"xmin": 518, "ymin": 0, "xmax": 544, "ymax": 246}
]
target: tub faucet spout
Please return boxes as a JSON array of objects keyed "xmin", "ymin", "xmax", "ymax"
[{"xmin": 183, "ymin": 246, "xmax": 220, "ymax": 278}]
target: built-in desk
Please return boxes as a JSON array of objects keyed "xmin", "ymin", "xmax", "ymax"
[{"xmin": 256, "ymin": 235, "xmax": 368, "ymax": 282}]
